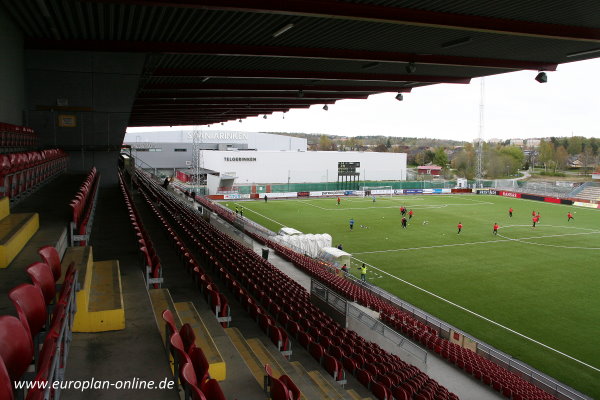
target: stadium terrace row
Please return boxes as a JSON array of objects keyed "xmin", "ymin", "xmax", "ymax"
[
  {"xmin": 194, "ymin": 196, "xmax": 560, "ymax": 400},
  {"xmin": 0, "ymin": 150, "xmax": 68, "ymax": 201},
  {"xmin": 119, "ymin": 172, "xmax": 164, "ymax": 289},
  {"xmin": 137, "ymin": 178, "xmax": 232, "ymax": 326},
  {"xmin": 0, "ymin": 123, "xmax": 37, "ymax": 149},
  {"xmin": 136, "ymin": 171, "xmax": 459, "ymax": 400},
  {"xmin": 0, "ymin": 246, "xmax": 77, "ymax": 400},
  {"xmin": 162, "ymin": 308, "xmax": 227, "ymax": 400},
  {"xmin": 69, "ymin": 167, "xmax": 100, "ymax": 246}
]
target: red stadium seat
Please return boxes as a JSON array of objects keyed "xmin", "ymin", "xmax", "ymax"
[
  {"xmin": 38, "ymin": 246, "xmax": 62, "ymax": 282},
  {"xmin": 189, "ymin": 347, "xmax": 210, "ymax": 385},
  {"xmin": 0, "ymin": 315, "xmax": 34, "ymax": 381},
  {"xmin": 180, "ymin": 363, "xmax": 207, "ymax": 400},
  {"xmin": 280, "ymin": 375, "xmax": 301, "ymax": 400},
  {"xmin": 26, "ymin": 262, "xmax": 56, "ymax": 306},
  {"xmin": 0, "ymin": 358, "xmax": 14, "ymax": 400},
  {"xmin": 180, "ymin": 323, "xmax": 196, "ymax": 354},
  {"xmin": 199, "ymin": 379, "xmax": 226, "ymax": 400},
  {"xmin": 8, "ymin": 283, "xmax": 47, "ymax": 340}
]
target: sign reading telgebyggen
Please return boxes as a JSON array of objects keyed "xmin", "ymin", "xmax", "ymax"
[{"xmin": 224, "ymin": 157, "xmax": 257, "ymax": 162}]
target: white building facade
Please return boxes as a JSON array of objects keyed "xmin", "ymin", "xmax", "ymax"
[{"xmin": 201, "ymin": 150, "xmax": 407, "ymax": 184}]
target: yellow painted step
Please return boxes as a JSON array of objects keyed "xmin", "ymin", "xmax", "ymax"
[
  {"xmin": 73, "ymin": 260, "xmax": 125, "ymax": 332},
  {"xmin": 149, "ymin": 288, "xmax": 181, "ymax": 345},
  {"xmin": 175, "ymin": 302, "xmax": 226, "ymax": 381},
  {"xmin": 345, "ymin": 389, "xmax": 373, "ymax": 400},
  {"xmin": 0, "ymin": 212, "xmax": 39, "ymax": 268},
  {"xmin": 225, "ymin": 327, "xmax": 269, "ymax": 388},
  {"xmin": 62, "ymin": 246, "xmax": 93, "ymax": 323},
  {"xmin": 0, "ymin": 197, "xmax": 9, "ymax": 220},
  {"xmin": 289, "ymin": 362, "xmax": 345, "ymax": 400}
]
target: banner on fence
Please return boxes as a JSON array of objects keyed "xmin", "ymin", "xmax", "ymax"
[
  {"xmin": 258, "ymin": 192, "xmax": 296, "ymax": 198},
  {"xmin": 176, "ymin": 170, "xmax": 191, "ymax": 183},
  {"xmin": 475, "ymin": 189, "xmax": 497, "ymax": 195},
  {"xmin": 498, "ymin": 191, "xmax": 521, "ymax": 198},
  {"xmin": 573, "ymin": 201, "xmax": 600, "ymax": 209},
  {"xmin": 449, "ymin": 330, "xmax": 464, "ymax": 346},
  {"xmin": 223, "ymin": 193, "xmax": 251, "ymax": 199}
]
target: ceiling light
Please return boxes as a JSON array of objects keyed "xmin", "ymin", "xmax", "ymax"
[
  {"xmin": 567, "ymin": 48, "xmax": 600, "ymax": 58},
  {"xmin": 405, "ymin": 62, "xmax": 416, "ymax": 74},
  {"xmin": 323, "ymin": 105, "xmax": 329, "ymax": 111},
  {"xmin": 201, "ymin": 77, "xmax": 210, "ymax": 83},
  {"xmin": 272, "ymin": 23, "xmax": 295, "ymax": 38},
  {"xmin": 395, "ymin": 93, "xmax": 403, "ymax": 101},
  {"xmin": 535, "ymin": 72, "xmax": 547, "ymax": 83},
  {"xmin": 362, "ymin": 62, "xmax": 380, "ymax": 70},
  {"xmin": 441, "ymin": 37, "xmax": 472, "ymax": 49}
]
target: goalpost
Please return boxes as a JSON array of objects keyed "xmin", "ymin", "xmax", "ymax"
[{"xmin": 361, "ymin": 185, "xmax": 393, "ymax": 197}]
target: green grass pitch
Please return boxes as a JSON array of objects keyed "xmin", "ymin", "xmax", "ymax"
[{"xmin": 223, "ymin": 194, "xmax": 600, "ymax": 398}]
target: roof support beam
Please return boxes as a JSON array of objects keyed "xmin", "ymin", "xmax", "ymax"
[
  {"xmin": 153, "ymin": 68, "xmax": 471, "ymax": 84},
  {"xmin": 134, "ymin": 98, "xmax": 337, "ymax": 105},
  {"xmin": 136, "ymin": 91, "xmax": 372, "ymax": 99},
  {"xmin": 26, "ymin": 39, "xmax": 557, "ymax": 71},
  {"xmin": 142, "ymin": 83, "xmax": 413, "ymax": 92},
  {"xmin": 84, "ymin": 1, "xmax": 600, "ymax": 43}
]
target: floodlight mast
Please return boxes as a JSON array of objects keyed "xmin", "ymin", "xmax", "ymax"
[
  {"xmin": 191, "ymin": 126, "xmax": 204, "ymax": 189},
  {"xmin": 476, "ymin": 78, "xmax": 485, "ymax": 187}
]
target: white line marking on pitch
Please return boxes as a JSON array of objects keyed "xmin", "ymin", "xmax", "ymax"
[
  {"xmin": 354, "ymin": 226, "xmax": 600, "ymax": 254},
  {"xmin": 352, "ymin": 256, "xmax": 600, "ymax": 373}
]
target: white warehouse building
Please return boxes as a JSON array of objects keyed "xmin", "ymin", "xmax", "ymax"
[
  {"xmin": 202, "ymin": 150, "xmax": 407, "ymax": 184},
  {"xmin": 123, "ymin": 130, "xmax": 407, "ymax": 191}
]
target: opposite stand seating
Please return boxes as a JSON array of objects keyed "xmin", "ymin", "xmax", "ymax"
[{"xmin": 0, "ymin": 149, "xmax": 67, "ymax": 202}]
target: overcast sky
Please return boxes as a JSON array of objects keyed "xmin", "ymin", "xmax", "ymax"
[{"xmin": 127, "ymin": 58, "xmax": 600, "ymax": 142}]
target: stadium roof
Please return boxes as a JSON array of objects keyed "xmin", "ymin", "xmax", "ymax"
[{"xmin": 6, "ymin": 0, "xmax": 600, "ymax": 127}]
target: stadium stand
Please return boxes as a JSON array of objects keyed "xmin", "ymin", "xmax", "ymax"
[
  {"xmin": 69, "ymin": 168, "xmax": 100, "ymax": 246},
  {"xmin": 0, "ymin": 149, "xmax": 67, "ymax": 202},
  {"xmin": 197, "ymin": 192, "xmax": 560, "ymax": 400},
  {"xmin": 568, "ymin": 182, "xmax": 600, "ymax": 202},
  {"xmin": 135, "ymin": 181, "xmax": 231, "ymax": 327},
  {"xmin": 119, "ymin": 173, "xmax": 163, "ymax": 289},
  {"xmin": 264, "ymin": 363, "xmax": 301, "ymax": 400},
  {"xmin": 0, "ymin": 246, "xmax": 77, "ymax": 400},
  {"xmin": 0, "ymin": 123, "xmax": 37, "ymax": 151},
  {"xmin": 137, "ymin": 170, "xmax": 459, "ymax": 400}
]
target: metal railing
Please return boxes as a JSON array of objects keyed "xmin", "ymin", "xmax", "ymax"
[{"xmin": 311, "ymin": 279, "xmax": 428, "ymax": 368}]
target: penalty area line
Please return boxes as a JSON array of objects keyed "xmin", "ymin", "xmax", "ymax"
[{"xmin": 352, "ymin": 257, "xmax": 600, "ymax": 373}]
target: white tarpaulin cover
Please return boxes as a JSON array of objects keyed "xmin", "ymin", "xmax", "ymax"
[
  {"xmin": 318, "ymin": 247, "xmax": 352, "ymax": 268},
  {"xmin": 278, "ymin": 227, "xmax": 303, "ymax": 236},
  {"xmin": 271, "ymin": 233, "xmax": 332, "ymax": 258}
]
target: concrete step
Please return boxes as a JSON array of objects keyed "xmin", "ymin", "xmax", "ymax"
[{"xmin": 175, "ymin": 301, "xmax": 226, "ymax": 381}]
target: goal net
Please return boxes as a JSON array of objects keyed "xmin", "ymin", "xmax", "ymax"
[{"xmin": 361, "ymin": 186, "xmax": 393, "ymax": 197}]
